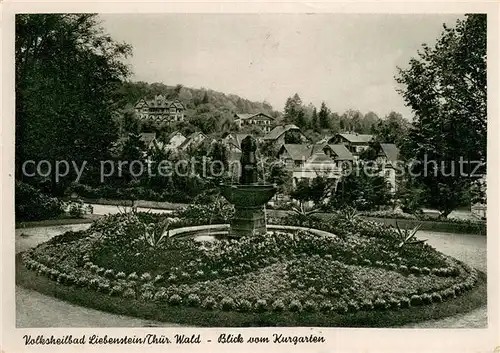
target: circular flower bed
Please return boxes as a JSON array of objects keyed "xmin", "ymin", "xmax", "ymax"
[{"xmin": 20, "ymin": 210, "xmax": 480, "ymax": 320}]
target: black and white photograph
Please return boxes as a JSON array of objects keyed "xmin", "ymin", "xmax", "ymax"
[{"xmin": 2, "ymin": 3, "xmax": 499, "ymax": 352}]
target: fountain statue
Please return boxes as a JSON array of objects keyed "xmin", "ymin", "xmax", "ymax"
[{"xmin": 220, "ymin": 135, "xmax": 277, "ymax": 238}]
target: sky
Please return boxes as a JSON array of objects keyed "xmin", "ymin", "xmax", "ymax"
[{"xmin": 99, "ymin": 13, "xmax": 464, "ymax": 119}]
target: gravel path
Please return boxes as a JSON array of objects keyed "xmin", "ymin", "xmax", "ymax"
[
  {"xmin": 15, "ymin": 221, "xmax": 487, "ymax": 328},
  {"xmin": 15, "ymin": 223, "xmax": 176, "ymax": 328},
  {"xmin": 401, "ymin": 231, "xmax": 487, "ymax": 328}
]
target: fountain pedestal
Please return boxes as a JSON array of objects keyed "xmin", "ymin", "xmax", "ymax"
[
  {"xmin": 220, "ymin": 135, "xmax": 277, "ymax": 238},
  {"xmin": 220, "ymin": 184, "xmax": 277, "ymax": 238}
]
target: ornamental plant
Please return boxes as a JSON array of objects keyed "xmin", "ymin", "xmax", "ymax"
[
  {"xmin": 410, "ymin": 294, "xmax": 422, "ymax": 306},
  {"xmin": 104, "ymin": 269, "xmax": 115, "ymax": 279},
  {"xmin": 140, "ymin": 290, "xmax": 154, "ymax": 301},
  {"xmin": 288, "ymin": 299, "xmax": 303, "ymax": 312},
  {"xmin": 202, "ymin": 296, "xmax": 217, "ymax": 310},
  {"xmin": 237, "ymin": 299, "xmax": 253, "ymax": 312},
  {"xmin": 115, "ymin": 271, "xmax": 126, "ymax": 280},
  {"xmin": 220, "ymin": 297, "xmax": 235, "ymax": 311},
  {"xmin": 254, "ymin": 299, "xmax": 267, "ymax": 313},
  {"xmin": 392, "ymin": 221, "xmax": 427, "ymax": 249},
  {"xmin": 122, "ymin": 288, "xmax": 136, "ymax": 299},
  {"xmin": 303, "ymin": 300, "xmax": 318, "ymax": 312},
  {"xmin": 168, "ymin": 294, "xmax": 182, "ymax": 306},
  {"xmin": 128, "ymin": 272, "xmax": 139, "ymax": 281},
  {"xmin": 110, "ymin": 285, "xmax": 124, "ymax": 296},
  {"xmin": 140, "ymin": 272, "xmax": 152, "ymax": 282},
  {"xmin": 154, "ymin": 289, "xmax": 168, "ymax": 302},
  {"xmin": 186, "ymin": 294, "xmax": 201, "ymax": 307},
  {"xmin": 272, "ymin": 299, "xmax": 286, "ymax": 312}
]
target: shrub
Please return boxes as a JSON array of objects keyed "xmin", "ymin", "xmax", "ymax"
[
  {"xmin": 115, "ymin": 271, "xmax": 126, "ymax": 280},
  {"xmin": 15, "ymin": 181, "xmax": 65, "ymax": 221},
  {"xmin": 122, "ymin": 288, "xmax": 136, "ymax": 299},
  {"xmin": 154, "ymin": 289, "xmax": 168, "ymax": 302},
  {"xmin": 335, "ymin": 301, "xmax": 349, "ymax": 314},
  {"xmin": 303, "ymin": 300, "xmax": 318, "ymax": 312},
  {"xmin": 374, "ymin": 298, "xmax": 388, "ymax": 310},
  {"xmin": 421, "ymin": 293, "xmax": 433, "ymax": 304},
  {"xmin": 361, "ymin": 299, "xmax": 374, "ymax": 311},
  {"xmin": 388, "ymin": 297, "xmax": 400, "ymax": 309},
  {"xmin": 409, "ymin": 266, "xmax": 421, "ymax": 275},
  {"xmin": 271, "ymin": 299, "xmax": 285, "ymax": 312},
  {"xmin": 104, "ymin": 269, "xmax": 115, "ymax": 279},
  {"xmin": 431, "ymin": 292, "xmax": 442, "ymax": 303},
  {"xmin": 140, "ymin": 272, "xmax": 152, "ymax": 282},
  {"xmin": 128, "ymin": 272, "xmax": 139, "ymax": 281},
  {"xmin": 97, "ymin": 282, "xmax": 111, "ymax": 294},
  {"xmin": 202, "ymin": 296, "xmax": 217, "ymax": 310},
  {"xmin": 220, "ymin": 297, "xmax": 236, "ymax": 311},
  {"xmin": 110, "ymin": 285, "xmax": 124, "ymax": 296},
  {"xmin": 400, "ymin": 297, "xmax": 411, "ymax": 308},
  {"xmin": 96, "ymin": 267, "xmax": 105, "ymax": 276},
  {"xmin": 421, "ymin": 267, "xmax": 431, "ymax": 275},
  {"xmin": 186, "ymin": 294, "xmax": 201, "ymax": 307},
  {"xmin": 89, "ymin": 278, "xmax": 100, "ymax": 289},
  {"xmin": 410, "ymin": 294, "xmax": 422, "ymax": 306},
  {"xmin": 346, "ymin": 300, "xmax": 360, "ymax": 313},
  {"xmin": 319, "ymin": 300, "xmax": 333, "ymax": 312},
  {"xmin": 288, "ymin": 299, "xmax": 303, "ymax": 312},
  {"xmin": 237, "ymin": 299, "xmax": 253, "ymax": 312},
  {"xmin": 254, "ymin": 299, "xmax": 267, "ymax": 313},
  {"xmin": 140, "ymin": 290, "xmax": 154, "ymax": 301},
  {"xmin": 168, "ymin": 294, "xmax": 182, "ymax": 306}
]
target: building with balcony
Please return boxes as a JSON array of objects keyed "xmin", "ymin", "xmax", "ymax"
[
  {"xmin": 277, "ymin": 143, "xmax": 353, "ymax": 188},
  {"xmin": 234, "ymin": 112, "xmax": 274, "ymax": 133},
  {"xmin": 134, "ymin": 95, "xmax": 186, "ymax": 123}
]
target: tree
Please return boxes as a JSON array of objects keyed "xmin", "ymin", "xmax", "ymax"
[
  {"xmin": 331, "ymin": 166, "xmax": 393, "ymax": 211},
  {"xmin": 318, "ymin": 102, "xmax": 331, "ymax": 129},
  {"xmin": 372, "ymin": 111, "xmax": 410, "ymax": 145},
  {"xmin": 310, "ymin": 107, "xmax": 319, "ymax": 132},
  {"xmin": 16, "ymin": 14, "xmax": 131, "ymax": 194},
  {"xmin": 290, "ymin": 176, "xmax": 336, "ymax": 206},
  {"xmin": 395, "ymin": 14, "xmax": 486, "ymax": 217},
  {"xmin": 283, "ymin": 93, "xmax": 303, "ymax": 125}
]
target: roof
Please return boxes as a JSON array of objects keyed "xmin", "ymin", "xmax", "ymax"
[
  {"xmin": 178, "ymin": 131, "xmax": 207, "ymax": 150},
  {"xmin": 327, "ymin": 144, "xmax": 354, "ymax": 160},
  {"xmin": 280, "ymin": 144, "xmax": 313, "ymax": 161},
  {"xmin": 224, "ymin": 133, "xmax": 250, "ymax": 150},
  {"xmin": 337, "ymin": 133, "xmax": 374, "ymax": 144},
  {"xmin": 139, "ymin": 133, "xmax": 156, "ymax": 146},
  {"xmin": 234, "ymin": 112, "xmax": 274, "ymax": 121},
  {"xmin": 263, "ymin": 124, "xmax": 301, "ymax": 140},
  {"xmin": 166, "ymin": 131, "xmax": 185, "ymax": 142},
  {"xmin": 379, "ymin": 143, "xmax": 399, "ymax": 167},
  {"xmin": 136, "ymin": 95, "xmax": 185, "ymax": 110}
]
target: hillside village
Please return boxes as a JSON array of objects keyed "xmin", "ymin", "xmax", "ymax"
[{"xmin": 124, "ymin": 92, "xmax": 401, "ymax": 203}]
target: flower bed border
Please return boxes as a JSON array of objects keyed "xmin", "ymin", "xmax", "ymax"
[{"xmin": 16, "ymin": 251, "xmax": 487, "ymax": 327}]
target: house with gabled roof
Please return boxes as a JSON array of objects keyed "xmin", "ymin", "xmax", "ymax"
[
  {"xmin": 234, "ymin": 112, "xmax": 274, "ymax": 133},
  {"xmin": 329, "ymin": 133, "xmax": 374, "ymax": 158},
  {"xmin": 164, "ymin": 131, "xmax": 186, "ymax": 150},
  {"xmin": 223, "ymin": 133, "xmax": 250, "ymax": 152},
  {"xmin": 135, "ymin": 95, "xmax": 186, "ymax": 123},
  {"xmin": 178, "ymin": 131, "xmax": 207, "ymax": 151},
  {"xmin": 375, "ymin": 143, "xmax": 400, "ymax": 192},
  {"xmin": 262, "ymin": 124, "xmax": 308, "ymax": 147},
  {"xmin": 277, "ymin": 143, "xmax": 350, "ymax": 187}
]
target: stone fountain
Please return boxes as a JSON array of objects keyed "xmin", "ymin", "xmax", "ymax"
[{"xmin": 220, "ymin": 135, "xmax": 277, "ymax": 238}]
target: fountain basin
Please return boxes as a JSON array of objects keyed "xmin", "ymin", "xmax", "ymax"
[
  {"xmin": 220, "ymin": 183, "xmax": 278, "ymax": 208},
  {"xmin": 169, "ymin": 223, "xmax": 337, "ymax": 242}
]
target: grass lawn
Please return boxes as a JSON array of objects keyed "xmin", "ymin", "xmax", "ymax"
[{"xmin": 15, "ymin": 252, "xmax": 487, "ymax": 327}]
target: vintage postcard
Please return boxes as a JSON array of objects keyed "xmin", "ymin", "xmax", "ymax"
[{"xmin": 1, "ymin": 1, "xmax": 499, "ymax": 352}]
